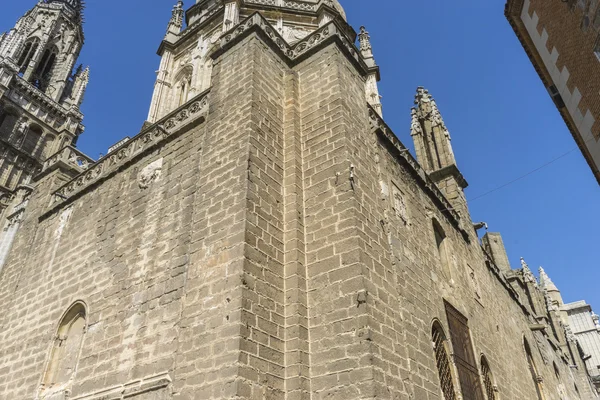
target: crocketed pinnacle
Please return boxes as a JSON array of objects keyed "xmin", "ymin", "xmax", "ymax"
[
  {"xmin": 538, "ymin": 266, "xmax": 558, "ymax": 292},
  {"xmin": 520, "ymin": 257, "xmax": 537, "ymax": 287}
]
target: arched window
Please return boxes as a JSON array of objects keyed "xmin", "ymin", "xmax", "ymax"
[
  {"xmin": 481, "ymin": 356, "xmax": 497, "ymax": 400},
  {"xmin": 0, "ymin": 110, "xmax": 18, "ymax": 140},
  {"xmin": 17, "ymin": 37, "xmax": 40, "ymax": 74},
  {"xmin": 524, "ymin": 338, "xmax": 545, "ymax": 400},
  {"xmin": 432, "ymin": 322, "xmax": 457, "ymax": 400},
  {"xmin": 21, "ymin": 125, "xmax": 42, "ymax": 155},
  {"xmin": 433, "ymin": 219, "xmax": 452, "ymax": 280},
  {"xmin": 173, "ymin": 66, "xmax": 193, "ymax": 109},
  {"xmin": 42, "ymin": 302, "xmax": 87, "ymax": 392},
  {"xmin": 32, "ymin": 47, "xmax": 58, "ymax": 92},
  {"xmin": 178, "ymin": 78, "xmax": 189, "ymax": 106}
]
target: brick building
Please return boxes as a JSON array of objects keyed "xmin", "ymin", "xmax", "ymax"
[
  {"xmin": 506, "ymin": 0, "xmax": 600, "ymax": 184},
  {"xmin": 0, "ymin": 1, "xmax": 597, "ymax": 399}
]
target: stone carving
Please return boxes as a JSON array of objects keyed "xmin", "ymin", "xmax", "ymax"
[
  {"xmin": 392, "ymin": 183, "xmax": 408, "ymax": 224},
  {"xmin": 593, "ymin": 313, "xmax": 600, "ymax": 330},
  {"xmin": 410, "ymin": 108, "xmax": 422, "ymax": 136},
  {"xmin": 282, "ymin": 26, "xmax": 309, "ymax": 43},
  {"xmin": 520, "ymin": 257, "xmax": 538, "ymax": 287},
  {"xmin": 138, "ymin": 158, "xmax": 163, "ymax": 189}
]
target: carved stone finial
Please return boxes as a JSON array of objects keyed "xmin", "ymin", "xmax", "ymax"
[
  {"xmin": 520, "ymin": 257, "xmax": 537, "ymax": 287},
  {"xmin": 167, "ymin": 1, "xmax": 185, "ymax": 35},
  {"xmin": 538, "ymin": 266, "xmax": 558, "ymax": 292},
  {"xmin": 592, "ymin": 313, "xmax": 600, "ymax": 330},
  {"xmin": 410, "ymin": 108, "xmax": 422, "ymax": 136},
  {"xmin": 358, "ymin": 26, "xmax": 373, "ymax": 59}
]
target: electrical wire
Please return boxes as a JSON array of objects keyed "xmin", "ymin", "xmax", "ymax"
[{"xmin": 468, "ymin": 134, "xmax": 598, "ymax": 203}]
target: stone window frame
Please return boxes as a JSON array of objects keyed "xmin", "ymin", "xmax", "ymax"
[
  {"xmin": 172, "ymin": 64, "xmax": 194, "ymax": 109},
  {"xmin": 480, "ymin": 355, "xmax": 498, "ymax": 400},
  {"xmin": 444, "ymin": 300, "xmax": 486, "ymax": 400},
  {"xmin": 16, "ymin": 36, "xmax": 41, "ymax": 74},
  {"xmin": 39, "ymin": 301, "xmax": 88, "ymax": 398}
]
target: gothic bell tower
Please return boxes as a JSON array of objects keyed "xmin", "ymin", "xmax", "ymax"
[{"xmin": 0, "ymin": 0, "xmax": 89, "ymax": 200}]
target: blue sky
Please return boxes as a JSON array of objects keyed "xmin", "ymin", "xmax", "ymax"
[{"xmin": 2, "ymin": 1, "xmax": 598, "ymax": 309}]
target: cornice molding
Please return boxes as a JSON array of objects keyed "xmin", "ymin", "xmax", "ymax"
[{"xmin": 40, "ymin": 89, "xmax": 211, "ymax": 220}]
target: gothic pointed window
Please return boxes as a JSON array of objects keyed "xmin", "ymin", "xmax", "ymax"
[
  {"xmin": 21, "ymin": 125, "xmax": 42, "ymax": 155},
  {"xmin": 33, "ymin": 47, "xmax": 58, "ymax": 92},
  {"xmin": 432, "ymin": 322, "xmax": 457, "ymax": 400},
  {"xmin": 481, "ymin": 356, "xmax": 497, "ymax": 400},
  {"xmin": 42, "ymin": 303, "xmax": 87, "ymax": 394},
  {"xmin": 17, "ymin": 38, "xmax": 40, "ymax": 74},
  {"xmin": 524, "ymin": 338, "xmax": 545, "ymax": 400},
  {"xmin": 0, "ymin": 110, "xmax": 18, "ymax": 140}
]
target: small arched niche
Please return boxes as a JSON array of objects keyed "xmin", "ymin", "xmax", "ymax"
[{"xmin": 42, "ymin": 302, "xmax": 87, "ymax": 393}]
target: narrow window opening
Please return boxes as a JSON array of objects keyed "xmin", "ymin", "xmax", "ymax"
[
  {"xmin": 32, "ymin": 48, "xmax": 57, "ymax": 92},
  {"xmin": 17, "ymin": 38, "xmax": 39, "ymax": 74},
  {"xmin": 21, "ymin": 125, "xmax": 42, "ymax": 155}
]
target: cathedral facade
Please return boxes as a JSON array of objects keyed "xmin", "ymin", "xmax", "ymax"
[{"xmin": 0, "ymin": 1, "xmax": 596, "ymax": 399}]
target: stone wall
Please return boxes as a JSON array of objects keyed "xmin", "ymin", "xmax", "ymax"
[{"xmin": 0, "ymin": 21, "xmax": 594, "ymax": 400}]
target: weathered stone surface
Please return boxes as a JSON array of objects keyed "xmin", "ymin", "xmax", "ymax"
[{"xmin": 0, "ymin": 1, "xmax": 595, "ymax": 400}]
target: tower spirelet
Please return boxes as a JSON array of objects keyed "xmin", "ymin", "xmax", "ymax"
[
  {"xmin": 520, "ymin": 258, "xmax": 537, "ymax": 287},
  {"xmin": 359, "ymin": 26, "xmax": 382, "ymax": 116},
  {"xmin": 167, "ymin": 1, "xmax": 185, "ymax": 36}
]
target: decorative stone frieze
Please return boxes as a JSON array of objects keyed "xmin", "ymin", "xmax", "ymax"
[
  {"xmin": 43, "ymin": 90, "xmax": 210, "ymax": 217},
  {"xmin": 217, "ymin": 12, "xmax": 366, "ymax": 72}
]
